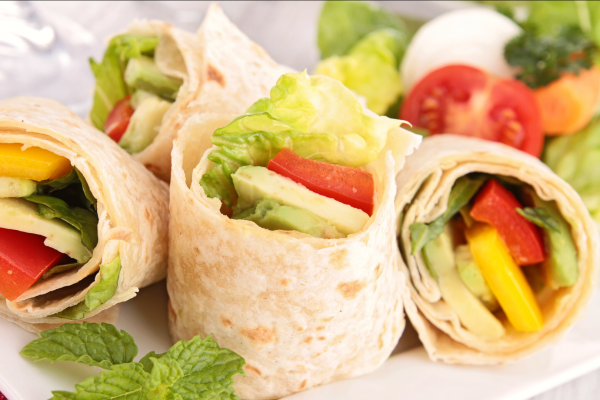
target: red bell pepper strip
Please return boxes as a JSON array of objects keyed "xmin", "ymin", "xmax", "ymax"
[
  {"xmin": 267, "ymin": 148, "xmax": 375, "ymax": 215},
  {"xmin": 0, "ymin": 228, "xmax": 67, "ymax": 301},
  {"xmin": 105, "ymin": 95, "xmax": 134, "ymax": 143},
  {"xmin": 470, "ymin": 179, "xmax": 545, "ymax": 265}
]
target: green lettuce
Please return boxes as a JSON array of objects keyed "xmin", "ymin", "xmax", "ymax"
[
  {"xmin": 53, "ymin": 256, "xmax": 121, "ymax": 320},
  {"xmin": 314, "ymin": 29, "xmax": 405, "ymax": 114},
  {"xmin": 200, "ymin": 71, "xmax": 400, "ymax": 207},
  {"xmin": 25, "ymin": 195, "xmax": 98, "ymax": 251},
  {"xmin": 21, "ymin": 322, "xmax": 245, "ymax": 400},
  {"xmin": 89, "ymin": 35, "xmax": 160, "ymax": 131},
  {"xmin": 410, "ymin": 175, "xmax": 489, "ymax": 254},
  {"xmin": 543, "ymin": 119, "xmax": 600, "ymax": 222},
  {"xmin": 317, "ymin": 0, "xmax": 407, "ymax": 59}
]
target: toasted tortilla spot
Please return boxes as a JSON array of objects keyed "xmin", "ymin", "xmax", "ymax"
[
  {"xmin": 221, "ymin": 315, "xmax": 233, "ymax": 328},
  {"xmin": 303, "ymin": 336, "xmax": 313, "ymax": 344},
  {"xmin": 336, "ymin": 280, "xmax": 366, "ymax": 300},
  {"xmin": 321, "ymin": 317, "xmax": 334, "ymax": 322},
  {"xmin": 241, "ymin": 326, "xmax": 275, "ymax": 344},
  {"xmin": 280, "ymin": 278, "xmax": 290, "ymax": 287},
  {"xmin": 318, "ymin": 336, "xmax": 326, "ymax": 341},
  {"xmin": 330, "ymin": 248, "xmax": 349, "ymax": 270},
  {"xmin": 299, "ymin": 380, "xmax": 307, "ymax": 390},
  {"xmin": 316, "ymin": 326, "xmax": 325, "ymax": 331},
  {"xmin": 245, "ymin": 364, "xmax": 262, "ymax": 376},
  {"xmin": 207, "ymin": 64, "xmax": 225, "ymax": 86}
]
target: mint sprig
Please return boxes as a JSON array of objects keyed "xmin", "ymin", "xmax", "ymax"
[
  {"xmin": 21, "ymin": 323, "xmax": 245, "ymax": 400},
  {"xmin": 20, "ymin": 322, "xmax": 137, "ymax": 369}
]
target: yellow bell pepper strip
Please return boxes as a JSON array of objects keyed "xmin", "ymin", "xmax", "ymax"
[
  {"xmin": 465, "ymin": 223, "xmax": 544, "ymax": 332},
  {"xmin": 423, "ymin": 229, "xmax": 505, "ymax": 340},
  {"xmin": 0, "ymin": 143, "xmax": 72, "ymax": 181}
]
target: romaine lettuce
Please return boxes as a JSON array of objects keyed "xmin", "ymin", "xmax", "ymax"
[
  {"xmin": 318, "ymin": 0, "xmax": 407, "ymax": 59},
  {"xmin": 314, "ymin": 29, "xmax": 405, "ymax": 114},
  {"xmin": 89, "ymin": 35, "xmax": 160, "ymax": 131},
  {"xmin": 200, "ymin": 71, "xmax": 400, "ymax": 207},
  {"xmin": 543, "ymin": 119, "xmax": 600, "ymax": 222}
]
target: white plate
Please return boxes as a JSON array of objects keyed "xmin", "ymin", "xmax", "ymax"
[{"xmin": 2, "ymin": 281, "xmax": 600, "ymax": 400}]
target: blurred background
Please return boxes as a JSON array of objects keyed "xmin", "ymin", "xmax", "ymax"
[{"xmin": 0, "ymin": 1, "xmax": 464, "ymax": 116}]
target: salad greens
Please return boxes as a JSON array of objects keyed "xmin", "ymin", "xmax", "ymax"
[
  {"xmin": 200, "ymin": 71, "xmax": 399, "ymax": 207},
  {"xmin": 516, "ymin": 207, "xmax": 561, "ymax": 232},
  {"xmin": 410, "ymin": 175, "xmax": 489, "ymax": 254},
  {"xmin": 316, "ymin": 1, "xmax": 408, "ymax": 115},
  {"xmin": 89, "ymin": 35, "xmax": 160, "ymax": 131},
  {"xmin": 21, "ymin": 322, "xmax": 245, "ymax": 400},
  {"xmin": 317, "ymin": 0, "xmax": 407, "ymax": 59},
  {"xmin": 315, "ymin": 29, "xmax": 405, "ymax": 114},
  {"xmin": 52, "ymin": 256, "xmax": 121, "ymax": 320},
  {"xmin": 544, "ymin": 118, "xmax": 600, "ymax": 223}
]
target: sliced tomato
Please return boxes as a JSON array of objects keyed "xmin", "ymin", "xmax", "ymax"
[
  {"xmin": 267, "ymin": 148, "xmax": 375, "ymax": 215},
  {"xmin": 105, "ymin": 95, "xmax": 134, "ymax": 143},
  {"xmin": 400, "ymin": 65, "xmax": 543, "ymax": 157},
  {"xmin": 469, "ymin": 179, "xmax": 545, "ymax": 266},
  {"xmin": 0, "ymin": 228, "xmax": 67, "ymax": 301}
]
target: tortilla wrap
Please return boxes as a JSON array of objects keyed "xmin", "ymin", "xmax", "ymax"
[
  {"xmin": 116, "ymin": 3, "xmax": 289, "ymax": 182},
  {"xmin": 395, "ymin": 135, "xmax": 600, "ymax": 364},
  {"xmin": 0, "ymin": 97, "xmax": 169, "ymax": 327},
  {"xmin": 166, "ymin": 111, "xmax": 420, "ymax": 399}
]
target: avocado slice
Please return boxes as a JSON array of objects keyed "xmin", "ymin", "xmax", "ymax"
[
  {"xmin": 234, "ymin": 198, "xmax": 343, "ymax": 239},
  {"xmin": 232, "ymin": 166, "xmax": 370, "ymax": 236},
  {"xmin": 455, "ymin": 244, "xmax": 499, "ymax": 311},
  {"xmin": 0, "ymin": 177, "xmax": 36, "ymax": 198},
  {"xmin": 119, "ymin": 93, "xmax": 171, "ymax": 154},
  {"xmin": 523, "ymin": 188, "xmax": 578, "ymax": 288},
  {"xmin": 0, "ymin": 198, "xmax": 91, "ymax": 263},
  {"xmin": 422, "ymin": 228, "xmax": 505, "ymax": 339},
  {"xmin": 124, "ymin": 56, "xmax": 182, "ymax": 101}
]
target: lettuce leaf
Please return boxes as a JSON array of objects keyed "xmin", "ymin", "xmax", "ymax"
[
  {"xmin": 516, "ymin": 207, "xmax": 561, "ymax": 232},
  {"xmin": 89, "ymin": 34, "xmax": 160, "ymax": 131},
  {"xmin": 200, "ymin": 71, "xmax": 400, "ymax": 207},
  {"xmin": 543, "ymin": 118, "xmax": 600, "ymax": 223},
  {"xmin": 20, "ymin": 321, "xmax": 137, "ymax": 369},
  {"xmin": 25, "ymin": 195, "xmax": 98, "ymax": 251},
  {"xmin": 52, "ymin": 256, "xmax": 122, "ymax": 320},
  {"xmin": 410, "ymin": 175, "xmax": 489, "ymax": 254},
  {"xmin": 318, "ymin": 0, "xmax": 407, "ymax": 59},
  {"xmin": 314, "ymin": 29, "xmax": 405, "ymax": 114}
]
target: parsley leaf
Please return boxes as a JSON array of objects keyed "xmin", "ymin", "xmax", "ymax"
[{"xmin": 505, "ymin": 25, "xmax": 598, "ymax": 89}]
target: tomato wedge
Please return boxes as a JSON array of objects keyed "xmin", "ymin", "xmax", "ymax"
[
  {"xmin": 0, "ymin": 228, "xmax": 67, "ymax": 301},
  {"xmin": 400, "ymin": 65, "xmax": 543, "ymax": 157},
  {"xmin": 105, "ymin": 95, "xmax": 134, "ymax": 143},
  {"xmin": 267, "ymin": 148, "xmax": 375, "ymax": 215},
  {"xmin": 469, "ymin": 179, "xmax": 545, "ymax": 266}
]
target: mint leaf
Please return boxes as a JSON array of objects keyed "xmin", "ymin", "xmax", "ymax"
[
  {"xmin": 517, "ymin": 207, "xmax": 561, "ymax": 233},
  {"xmin": 20, "ymin": 322, "xmax": 137, "ymax": 369},
  {"xmin": 410, "ymin": 175, "xmax": 488, "ymax": 254},
  {"xmin": 167, "ymin": 349, "xmax": 246, "ymax": 400},
  {"xmin": 53, "ymin": 256, "xmax": 122, "ymax": 320},
  {"xmin": 165, "ymin": 335, "xmax": 223, "ymax": 375},
  {"xmin": 139, "ymin": 351, "xmax": 166, "ymax": 373},
  {"xmin": 50, "ymin": 363, "xmax": 148, "ymax": 400},
  {"xmin": 142, "ymin": 357, "xmax": 183, "ymax": 400}
]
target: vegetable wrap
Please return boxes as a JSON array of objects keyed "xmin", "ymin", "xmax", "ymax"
[
  {"xmin": 0, "ymin": 97, "xmax": 169, "ymax": 333},
  {"xmin": 167, "ymin": 72, "xmax": 421, "ymax": 399},
  {"xmin": 395, "ymin": 134, "xmax": 599, "ymax": 363},
  {"xmin": 89, "ymin": 3, "xmax": 289, "ymax": 182}
]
